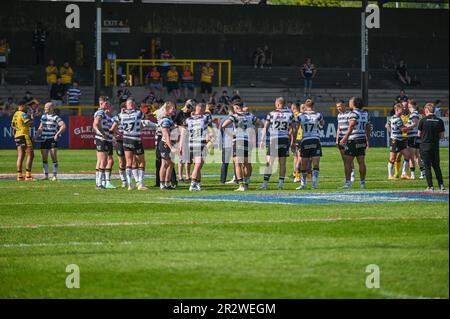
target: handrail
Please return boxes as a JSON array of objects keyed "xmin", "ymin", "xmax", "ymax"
[
  {"xmin": 329, "ymin": 106, "xmax": 448, "ymax": 117},
  {"xmin": 105, "ymin": 58, "xmax": 232, "ymax": 88}
]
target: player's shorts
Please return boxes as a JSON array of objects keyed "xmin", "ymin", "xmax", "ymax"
[
  {"xmin": 40, "ymin": 138, "xmax": 57, "ymax": 150},
  {"xmin": 106, "ymin": 141, "xmax": 113, "ymax": 156},
  {"xmin": 158, "ymin": 141, "xmax": 173, "ymax": 161},
  {"xmin": 200, "ymin": 82, "xmax": 212, "ymax": 94},
  {"xmin": 407, "ymin": 136, "xmax": 420, "ymax": 149},
  {"xmin": 123, "ymin": 138, "xmax": 144, "ymax": 155},
  {"xmin": 95, "ymin": 138, "xmax": 111, "ymax": 153},
  {"xmin": 266, "ymin": 137, "xmax": 290, "ymax": 158},
  {"xmin": 389, "ymin": 138, "xmax": 408, "ymax": 153},
  {"xmin": 233, "ymin": 139, "xmax": 253, "ymax": 162},
  {"xmin": 189, "ymin": 143, "xmax": 207, "ymax": 163},
  {"xmin": 115, "ymin": 140, "xmax": 125, "ymax": 157},
  {"xmin": 299, "ymin": 138, "xmax": 322, "ymax": 158},
  {"xmin": 344, "ymin": 138, "xmax": 367, "ymax": 157},
  {"xmin": 15, "ymin": 135, "xmax": 32, "ymax": 148}
]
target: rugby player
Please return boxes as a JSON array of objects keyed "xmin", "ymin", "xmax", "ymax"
[
  {"xmin": 184, "ymin": 103, "xmax": 213, "ymax": 191},
  {"xmin": 290, "ymin": 102, "xmax": 301, "ymax": 183},
  {"xmin": 103, "ymin": 102, "xmax": 117, "ymax": 189},
  {"xmin": 175, "ymin": 99, "xmax": 194, "ymax": 183},
  {"xmin": 335, "ymin": 100, "xmax": 355, "ymax": 182},
  {"xmin": 159, "ymin": 101, "xmax": 177, "ymax": 190},
  {"xmin": 92, "ymin": 96, "xmax": 111, "ymax": 189},
  {"xmin": 112, "ymin": 103, "xmax": 128, "ymax": 188},
  {"xmin": 259, "ymin": 97, "xmax": 295, "ymax": 190},
  {"xmin": 110, "ymin": 98, "xmax": 148, "ymax": 190},
  {"xmin": 340, "ymin": 97, "xmax": 371, "ymax": 189},
  {"xmin": 403, "ymin": 100, "xmax": 421, "ymax": 180},
  {"xmin": 222, "ymin": 101, "xmax": 261, "ymax": 191},
  {"xmin": 387, "ymin": 103, "xmax": 410, "ymax": 180},
  {"xmin": 11, "ymin": 100, "xmax": 35, "ymax": 181},
  {"xmin": 295, "ymin": 99, "xmax": 324, "ymax": 190},
  {"xmin": 35, "ymin": 102, "xmax": 66, "ymax": 181}
]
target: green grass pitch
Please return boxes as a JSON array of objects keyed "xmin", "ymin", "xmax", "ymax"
[{"xmin": 0, "ymin": 147, "xmax": 448, "ymax": 298}]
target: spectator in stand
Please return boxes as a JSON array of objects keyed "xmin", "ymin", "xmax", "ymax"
[
  {"xmin": 4, "ymin": 97, "xmax": 17, "ymax": 116},
  {"xmin": 22, "ymin": 91, "xmax": 34, "ymax": 107},
  {"xmin": 166, "ymin": 66, "xmax": 181, "ymax": 102},
  {"xmin": 60, "ymin": 62, "xmax": 74, "ymax": 91},
  {"xmin": 253, "ymin": 47, "xmax": 265, "ymax": 69},
  {"xmin": 301, "ymin": 57, "xmax": 317, "ymax": 99},
  {"xmin": 46, "ymin": 59, "xmax": 59, "ymax": 92},
  {"xmin": 117, "ymin": 82, "xmax": 132, "ymax": 105},
  {"xmin": 231, "ymin": 90, "xmax": 242, "ymax": 103},
  {"xmin": 145, "ymin": 66, "xmax": 163, "ymax": 100},
  {"xmin": 50, "ymin": 77, "xmax": 66, "ymax": 106},
  {"xmin": 395, "ymin": 60, "xmax": 411, "ymax": 86},
  {"xmin": 0, "ymin": 38, "xmax": 11, "ymax": 85},
  {"xmin": 142, "ymin": 89, "xmax": 158, "ymax": 106},
  {"xmin": 28, "ymin": 98, "xmax": 42, "ymax": 118},
  {"xmin": 32, "ymin": 22, "xmax": 47, "ymax": 65},
  {"xmin": 217, "ymin": 90, "xmax": 232, "ymax": 114},
  {"xmin": 160, "ymin": 50, "xmax": 174, "ymax": 74},
  {"xmin": 263, "ymin": 44, "xmax": 273, "ymax": 69},
  {"xmin": 434, "ymin": 100, "xmax": 443, "ymax": 118},
  {"xmin": 200, "ymin": 62, "xmax": 214, "ymax": 102},
  {"xmin": 181, "ymin": 65, "xmax": 196, "ymax": 100},
  {"xmin": 67, "ymin": 81, "xmax": 82, "ymax": 115},
  {"xmin": 395, "ymin": 89, "xmax": 409, "ymax": 104},
  {"xmin": 208, "ymin": 91, "xmax": 217, "ymax": 107}
]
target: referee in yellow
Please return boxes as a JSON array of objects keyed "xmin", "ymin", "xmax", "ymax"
[
  {"xmin": 11, "ymin": 101, "xmax": 35, "ymax": 181},
  {"xmin": 418, "ymin": 103, "xmax": 446, "ymax": 191}
]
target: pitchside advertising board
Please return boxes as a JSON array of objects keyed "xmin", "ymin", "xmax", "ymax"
[{"xmin": 0, "ymin": 115, "xmax": 448, "ymax": 149}]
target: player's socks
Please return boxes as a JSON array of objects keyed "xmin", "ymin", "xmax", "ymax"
[
  {"xmin": 17, "ymin": 170, "xmax": 23, "ymax": 180},
  {"xmin": 278, "ymin": 177, "xmax": 285, "ymax": 189},
  {"xmin": 394, "ymin": 160, "xmax": 401, "ymax": 177},
  {"xmin": 95, "ymin": 169, "xmax": 100, "ymax": 186},
  {"xmin": 410, "ymin": 167, "xmax": 416, "ymax": 179},
  {"xmin": 100, "ymin": 169, "xmax": 106, "ymax": 186},
  {"xmin": 301, "ymin": 170, "xmax": 307, "ymax": 187},
  {"xmin": 105, "ymin": 169, "xmax": 112, "ymax": 183},
  {"xmin": 43, "ymin": 161, "xmax": 49, "ymax": 177},
  {"xmin": 401, "ymin": 160, "xmax": 408, "ymax": 176},
  {"xmin": 312, "ymin": 168, "xmax": 319, "ymax": 189},
  {"xmin": 126, "ymin": 167, "xmax": 133, "ymax": 188},
  {"xmin": 360, "ymin": 180, "xmax": 366, "ymax": 189},
  {"xmin": 119, "ymin": 168, "xmax": 127, "ymax": 183},
  {"xmin": 137, "ymin": 168, "xmax": 145, "ymax": 187},
  {"xmin": 25, "ymin": 169, "xmax": 32, "ymax": 180},
  {"xmin": 131, "ymin": 167, "xmax": 139, "ymax": 184},
  {"xmin": 388, "ymin": 161, "xmax": 394, "ymax": 178},
  {"xmin": 52, "ymin": 162, "xmax": 58, "ymax": 177},
  {"xmin": 350, "ymin": 169, "xmax": 355, "ymax": 182}
]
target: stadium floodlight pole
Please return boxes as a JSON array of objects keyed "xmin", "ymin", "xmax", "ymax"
[
  {"xmin": 94, "ymin": 0, "xmax": 102, "ymax": 106},
  {"xmin": 361, "ymin": 0, "xmax": 369, "ymax": 106}
]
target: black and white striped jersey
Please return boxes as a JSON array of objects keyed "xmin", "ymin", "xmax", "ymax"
[
  {"xmin": 93, "ymin": 108, "xmax": 113, "ymax": 142},
  {"xmin": 40, "ymin": 113, "xmax": 63, "ymax": 140},
  {"xmin": 337, "ymin": 111, "xmax": 350, "ymax": 138},
  {"xmin": 389, "ymin": 115, "xmax": 406, "ymax": 140},
  {"xmin": 118, "ymin": 109, "xmax": 145, "ymax": 142},
  {"xmin": 297, "ymin": 111, "xmax": 323, "ymax": 141},
  {"xmin": 348, "ymin": 109, "xmax": 370, "ymax": 141},
  {"xmin": 186, "ymin": 114, "xmax": 210, "ymax": 148},
  {"xmin": 227, "ymin": 111, "xmax": 257, "ymax": 143},
  {"xmin": 407, "ymin": 111, "xmax": 420, "ymax": 137},
  {"xmin": 266, "ymin": 109, "xmax": 294, "ymax": 140},
  {"xmin": 159, "ymin": 116, "xmax": 176, "ymax": 143}
]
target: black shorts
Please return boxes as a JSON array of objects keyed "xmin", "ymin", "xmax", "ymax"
[
  {"xmin": 106, "ymin": 141, "xmax": 113, "ymax": 156},
  {"xmin": 407, "ymin": 137, "xmax": 420, "ymax": 149},
  {"xmin": 158, "ymin": 141, "xmax": 173, "ymax": 161},
  {"xmin": 189, "ymin": 144, "xmax": 207, "ymax": 162},
  {"xmin": 95, "ymin": 138, "xmax": 112, "ymax": 153},
  {"xmin": 123, "ymin": 138, "xmax": 145, "ymax": 155},
  {"xmin": 233, "ymin": 140, "xmax": 252, "ymax": 160},
  {"xmin": 390, "ymin": 139, "xmax": 408, "ymax": 153},
  {"xmin": 300, "ymin": 139, "xmax": 322, "ymax": 158},
  {"xmin": 116, "ymin": 140, "xmax": 125, "ymax": 157},
  {"xmin": 344, "ymin": 139, "xmax": 367, "ymax": 157},
  {"xmin": 40, "ymin": 138, "xmax": 57, "ymax": 150},
  {"xmin": 266, "ymin": 137, "xmax": 290, "ymax": 158},
  {"xmin": 200, "ymin": 82, "xmax": 212, "ymax": 94}
]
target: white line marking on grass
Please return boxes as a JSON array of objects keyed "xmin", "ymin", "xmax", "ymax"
[
  {"xmin": 377, "ymin": 290, "xmax": 446, "ymax": 299},
  {"xmin": 0, "ymin": 216, "xmax": 446, "ymax": 230},
  {"xmin": 1, "ymin": 241, "xmax": 132, "ymax": 248}
]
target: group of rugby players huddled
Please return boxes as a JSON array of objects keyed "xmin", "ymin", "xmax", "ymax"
[{"xmin": 90, "ymin": 95, "xmax": 375, "ymax": 191}]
